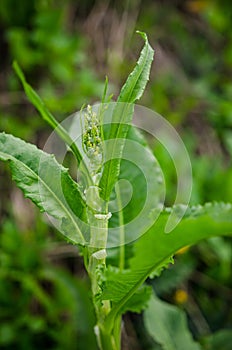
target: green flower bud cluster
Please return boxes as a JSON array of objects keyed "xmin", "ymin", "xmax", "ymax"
[{"xmin": 83, "ymin": 105, "xmax": 103, "ymax": 175}]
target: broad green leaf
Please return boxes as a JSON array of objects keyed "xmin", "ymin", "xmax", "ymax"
[
  {"xmin": 99, "ymin": 32, "xmax": 154, "ymax": 200},
  {"xmin": 201, "ymin": 329, "xmax": 232, "ymax": 350},
  {"xmin": 117, "ymin": 31, "xmax": 154, "ymax": 103},
  {"xmin": 0, "ymin": 132, "xmax": 87, "ymax": 245},
  {"xmin": 103, "ymin": 203, "xmax": 232, "ymax": 329},
  {"xmin": 144, "ymin": 292, "xmax": 201, "ymax": 350},
  {"xmin": 107, "ymin": 125, "xmax": 164, "ymax": 255},
  {"xmin": 120, "ymin": 284, "xmax": 152, "ymax": 314},
  {"xmin": 103, "ymin": 265, "xmax": 152, "ymax": 314},
  {"xmin": 13, "ymin": 61, "xmax": 92, "ymax": 186}
]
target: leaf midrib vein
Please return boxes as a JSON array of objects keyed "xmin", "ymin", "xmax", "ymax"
[
  {"xmin": 2, "ymin": 151, "xmax": 85, "ymax": 244},
  {"xmin": 101, "ymin": 43, "xmax": 150, "ymax": 199}
]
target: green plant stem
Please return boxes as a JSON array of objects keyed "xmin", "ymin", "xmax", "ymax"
[
  {"xmin": 112, "ymin": 315, "xmax": 122, "ymax": 349},
  {"xmin": 98, "ymin": 325, "xmax": 119, "ymax": 350},
  {"xmin": 88, "ymin": 210, "xmax": 110, "ymax": 312},
  {"xmin": 86, "ymin": 190, "xmax": 121, "ymax": 349}
]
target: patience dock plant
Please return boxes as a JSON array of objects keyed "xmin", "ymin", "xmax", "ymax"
[{"xmin": 0, "ymin": 32, "xmax": 232, "ymax": 350}]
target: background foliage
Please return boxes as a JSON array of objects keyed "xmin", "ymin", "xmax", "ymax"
[{"xmin": 0, "ymin": 0, "xmax": 231, "ymax": 349}]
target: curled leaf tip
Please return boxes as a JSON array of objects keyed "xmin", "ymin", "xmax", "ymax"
[{"xmin": 136, "ymin": 30, "xmax": 147, "ymax": 41}]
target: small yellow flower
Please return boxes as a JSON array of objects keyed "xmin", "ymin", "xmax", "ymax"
[
  {"xmin": 176, "ymin": 245, "xmax": 190, "ymax": 255},
  {"xmin": 174, "ymin": 289, "xmax": 188, "ymax": 304}
]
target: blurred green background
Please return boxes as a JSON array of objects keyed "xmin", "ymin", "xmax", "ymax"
[{"xmin": 0, "ymin": 0, "xmax": 231, "ymax": 349}]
